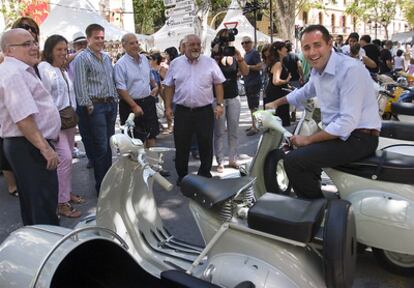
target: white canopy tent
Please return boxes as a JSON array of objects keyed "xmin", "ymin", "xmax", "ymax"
[
  {"xmin": 215, "ymin": 0, "xmax": 270, "ymax": 53},
  {"xmin": 40, "ymin": 0, "xmax": 150, "ymax": 49}
]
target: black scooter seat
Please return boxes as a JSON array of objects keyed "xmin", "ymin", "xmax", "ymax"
[
  {"xmin": 391, "ymin": 102, "xmax": 414, "ymax": 116},
  {"xmin": 248, "ymin": 193, "xmax": 327, "ymax": 243},
  {"xmin": 181, "ymin": 175, "xmax": 255, "ymax": 208},
  {"xmin": 335, "ymin": 150, "xmax": 414, "ymax": 185},
  {"xmin": 381, "ymin": 121, "xmax": 414, "ymax": 141}
]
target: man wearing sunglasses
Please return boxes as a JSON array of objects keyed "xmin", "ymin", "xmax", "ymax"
[
  {"xmin": 0, "ymin": 29, "xmax": 60, "ymax": 225},
  {"xmin": 242, "ymin": 36, "xmax": 262, "ymax": 136}
]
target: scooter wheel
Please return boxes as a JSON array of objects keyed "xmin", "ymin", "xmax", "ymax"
[
  {"xmin": 263, "ymin": 149, "xmax": 291, "ymax": 195},
  {"xmin": 323, "ymin": 199, "xmax": 356, "ymax": 288},
  {"xmin": 372, "ymin": 248, "xmax": 414, "ymax": 276}
]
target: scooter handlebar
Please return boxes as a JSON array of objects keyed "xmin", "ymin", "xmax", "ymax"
[
  {"xmin": 153, "ymin": 172, "xmax": 174, "ymax": 191},
  {"xmin": 125, "ymin": 113, "xmax": 135, "ymax": 128}
]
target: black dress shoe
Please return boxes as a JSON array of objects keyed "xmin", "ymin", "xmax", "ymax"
[
  {"xmin": 191, "ymin": 150, "xmax": 200, "ymax": 160},
  {"xmin": 159, "ymin": 169, "xmax": 171, "ymax": 177},
  {"xmin": 176, "ymin": 177, "xmax": 183, "ymax": 187},
  {"xmin": 86, "ymin": 160, "xmax": 94, "ymax": 169}
]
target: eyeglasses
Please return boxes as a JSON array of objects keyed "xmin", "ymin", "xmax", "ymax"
[
  {"xmin": 241, "ymin": 41, "xmax": 252, "ymax": 45},
  {"xmin": 9, "ymin": 40, "xmax": 39, "ymax": 48},
  {"xmin": 17, "ymin": 24, "xmax": 38, "ymax": 35}
]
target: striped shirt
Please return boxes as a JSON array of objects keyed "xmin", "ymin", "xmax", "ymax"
[{"xmin": 73, "ymin": 47, "xmax": 117, "ymax": 106}]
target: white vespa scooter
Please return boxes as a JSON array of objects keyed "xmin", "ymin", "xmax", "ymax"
[
  {"xmin": 250, "ymin": 107, "xmax": 414, "ymax": 276},
  {"xmin": 0, "ymin": 115, "xmax": 356, "ymax": 288}
]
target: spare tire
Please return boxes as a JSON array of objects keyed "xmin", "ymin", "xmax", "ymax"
[
  {"xmin": 263, "ymin": 149, "xmax": 291, "ymax": 195},
  {"xmin": 323, "ymin": 199, "xmax": 356, "ymax": 288}
]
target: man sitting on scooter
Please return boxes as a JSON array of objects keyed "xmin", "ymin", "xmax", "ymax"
[{"xmin": 265, "ymin": 24, "xmax": 382, "ymax": 199}]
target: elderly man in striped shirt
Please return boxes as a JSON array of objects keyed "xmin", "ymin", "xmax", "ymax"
[{"xmin": 74, "ymin": 24, "xmax": 118, "ymax": 194}]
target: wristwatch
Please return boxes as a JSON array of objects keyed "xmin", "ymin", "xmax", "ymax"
[{"xmin": 217, "ymin": 103, "xmax": 224, "ymax": 107}]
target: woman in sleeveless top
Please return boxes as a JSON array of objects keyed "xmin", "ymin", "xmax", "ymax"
[
  {"xmin": 264, "ymin": 41, "xmax": 292, "ymax": 127},
  {"xmin": 211, "ymin": 29, "xmax": 249, "ymax": 173}
]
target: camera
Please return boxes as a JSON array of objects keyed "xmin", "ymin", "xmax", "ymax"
[{"xmin": 211, "ymin": 28, "xmax": 238, "ymax": 57}]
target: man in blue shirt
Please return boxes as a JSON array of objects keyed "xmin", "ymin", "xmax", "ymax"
[
  {"xmin": 265, "ymin": 25, "xmax": 381, "ymax": 199},
  {"xmin": 114, "ymin": 33, "xmax": 159, "ymax": 147},
  {"xmin": 242, "ymin": 36, "xmax": 262, "ymax": 136}
]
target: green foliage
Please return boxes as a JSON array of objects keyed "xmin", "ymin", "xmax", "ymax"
[
  {"xmin": 132, "ymin": 0, "xmax": 165, "ymax": 34},
  {"xmin": 1, "ymin": 0, "xmax": 27, "ymax": 28},
  {"xmin": 345, "ymin": 0, "xmax": 399, "ymax": 38},
  {"xmin": 401, "ymin": 0, "xmax": 414, "ymax": 27}
]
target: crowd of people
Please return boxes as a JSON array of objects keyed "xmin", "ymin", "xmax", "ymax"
[{"xmin": 0, "ymin": 15, "xmax": 407, "ymax": 225}]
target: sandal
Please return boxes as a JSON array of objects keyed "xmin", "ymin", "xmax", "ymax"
[
  {"xmin": 70, "ymin": 194, "xmax": 86, "ymax": 204},
  {"xmin": 9, "ymin": 190, "xmax": 19, "ymax": 197},
  {"xmin": 228, "ymin": 162, "xmax": 240, "ymax": 170},
  {"xmin": 58, "ymin": 202, "xmax": 81, "ymax": 218}
]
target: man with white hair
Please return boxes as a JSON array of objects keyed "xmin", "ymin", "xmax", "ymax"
[
  {"xmin": 114, "ymin": 33, "xmax": 159, "ymax": 147},
  {"xmin": 0, "ymin": 28, "xmax": 60, "ymax": 225},
  {"xmin": 164, "ymin": 34, "xmax": 225, "ymax": 186}
]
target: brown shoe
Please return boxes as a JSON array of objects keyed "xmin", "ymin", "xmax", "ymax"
[
  {"xmin": 246, "ymin": 128, "xmax": 259, "ymax": 136},
  {"xmin": 58, "ymin": 202, "xmax": 81, "ymax": 218}
]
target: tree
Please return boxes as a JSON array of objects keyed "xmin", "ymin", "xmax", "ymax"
[
  {"xmin": 1, "ymin": 0, "xmax": 47, "ymax": 28},
  {"xmin": 344, "ymin": 1, "xmax": 365, "ymax": 31},
  {"xmin": 345, "ymin": 0, "xmax": 400, "ymax": 39},
  {"xmin": 401, "ymin": 0, "xmax": 414, "ymax": 28},
  {"xmin": 132, "ymin": 0, "xmax": 165, "ymax": 34}
]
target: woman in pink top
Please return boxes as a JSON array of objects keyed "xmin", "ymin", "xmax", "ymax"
[{"xmin": 39, "ymin": 35, "xmax": 85, "ymax": 218}]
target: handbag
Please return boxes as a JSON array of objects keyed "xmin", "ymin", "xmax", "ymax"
[
  {"xmin": 59, "ymin": 106, "xmax": 78, "ymax": 129},
  {"xmin": 59, "ymin": 70, "xmax": 78, "ymax": 130}
]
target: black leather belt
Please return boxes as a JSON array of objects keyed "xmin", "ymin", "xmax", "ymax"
[
  {"xmin": 354, "ymin": 128, "xmax": 380, "ymax": 137},
  {"xmin": 176, "ymin": 104, "xmax": 212, "ymax": 112},
  {"xmin": 91, "ymin": 97, "xmax": 114, "ymax": 104}
]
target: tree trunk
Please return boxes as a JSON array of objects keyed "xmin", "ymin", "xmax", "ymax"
[
  {"xmin": 383, "ymin": 24, "xmax": 389, "ymax": 40},
  {"xmin": 273, "ymin": 0, "xmax": 295, "ymax": 42}
]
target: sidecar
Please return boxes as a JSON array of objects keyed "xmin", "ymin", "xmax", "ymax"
[{"xmin": 0, "ymin": 134, "xmax": 357, "ymax": 288}]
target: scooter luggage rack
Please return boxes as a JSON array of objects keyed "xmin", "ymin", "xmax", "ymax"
[
  {"xmin": 186, "ymin": 222, "xmax": 307, "ymax": 275},
  {"xmin": 30, "ymin": 226, "xmax": 129, "ymax": 288}
]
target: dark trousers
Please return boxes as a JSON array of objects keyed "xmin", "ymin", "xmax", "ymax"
[
  {"xmin": 174, "ymin": 104, "xmax": 214, "ymax": 180},
  {"xmin": 77, "ymin": 106, "xmax": 94, "ymax": 162},
  {"xmin": 119, "ymin": 97, "xmax": 159, "ymax": 143},
  {"xmin": 89, "ymin": 102, "xmax": 117, "ymax": 194},
  {"xmin": 284, "ymin": 131, "xmax": 379, "ymax": 199},
  {"xmin": 3, "ymin": 137, "xmax": 59, "ymax": 225}
]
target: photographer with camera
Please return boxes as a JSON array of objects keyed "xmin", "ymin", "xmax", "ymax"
[{"xmin": 211, "ymin": 28, "xmax": 249, "ymax": 173}]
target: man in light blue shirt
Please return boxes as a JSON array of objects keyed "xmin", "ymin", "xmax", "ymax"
[
  {"xmin": 114, "ymin": 33, "xmax": 159, "ymax": 147},
  {"xmin": 266, "ymin": 25, "xmax": 381, "ymax": 199}
]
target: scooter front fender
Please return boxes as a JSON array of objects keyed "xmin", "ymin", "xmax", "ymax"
[{"xmin": 344, "ymin": 190, "xmax": 414, "ymax": 254}]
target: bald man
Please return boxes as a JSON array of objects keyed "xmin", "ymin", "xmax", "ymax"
[{"xmin": 0, "ymin": 29, "xmax": 60, "ymax": 225}]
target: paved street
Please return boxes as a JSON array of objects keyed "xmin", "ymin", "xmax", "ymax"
[{"xmin": 0, "ymin": 97, "xmax": 413, "ymax": 287}]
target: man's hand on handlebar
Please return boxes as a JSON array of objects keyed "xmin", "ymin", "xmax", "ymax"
[{"xmin": 290, "ymin": 135, "xmax": 312, "ymax": 147}]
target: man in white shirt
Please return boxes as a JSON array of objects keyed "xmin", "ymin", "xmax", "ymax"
[
  {"xmin": 266, "ymin": 25, "xmax": 381, "ymax": 199},
  {"xmin": 0, "ymin": 29, "xmax": 60, "ymax": 224}
]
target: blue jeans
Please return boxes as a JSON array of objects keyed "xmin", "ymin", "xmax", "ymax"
[
  {"xmin": 77, "ymin": 106, "xmax": 94, "ymax": 162},
  {"xmin": 89, "ymin": 102, "xmax": 117, "ymax": 194}
]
